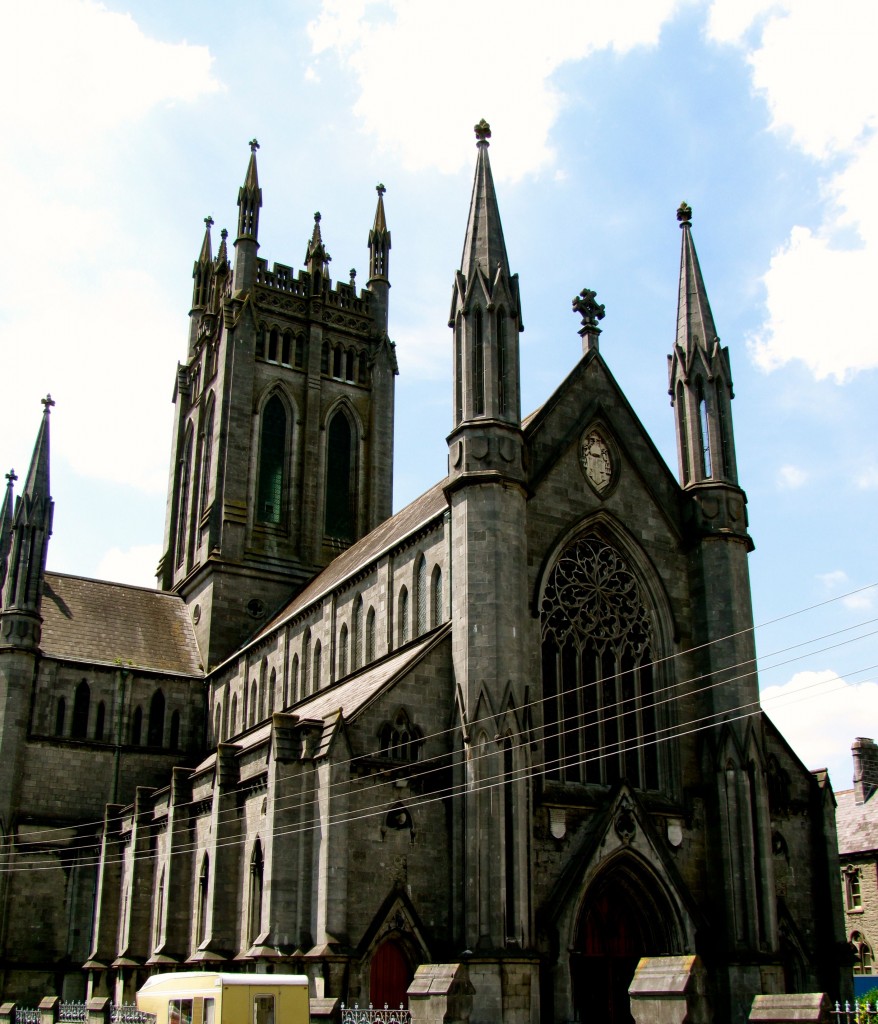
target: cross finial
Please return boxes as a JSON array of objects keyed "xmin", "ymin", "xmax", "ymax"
[
  {"xmin": 5, "ymin": 469, "xmax": 16, "ymax": 485},
  {"xmin": 349, "ymin": 268, "xmax": 357, "ymax": 285},
  {"xmin": 376, "ymin": 183, "xmax": 386, "ymax": 197},
  {"xmin": 220, "ymin": 228, "xmax": 228, "ymax": 240},
  {"xmin": 41, "ymin": 394, "xmax": 55, "ymax": 412},
  {"xmin": 314, "ymin": 212, "xmax": 321, "ymax": 224},
  {"xmin": 249, "ymin": 138, "xmax": 260, "ymax": 153},
  {"xmin": 204, "ymin": 215, "xmax": 214, "ymax": 230},
  {"xmin": 474, "ymin": 119, "xmax": 491, "ymax": 143},
  {"xmin": 573, "ymin": 288, "xmax": 605, "ymax": 330},
  {"xmin": 677, "ymin": 201, "xmax": 692, "ymax": 227}
]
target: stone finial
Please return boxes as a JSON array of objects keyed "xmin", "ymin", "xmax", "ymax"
[
  {"xmin": 5, "ymin": 469, "xmax": 16, "ymax": 485},
  {"xmin": 573, "ymin": 289, "xmax": 605, "ymax": 356},
  {"xmin": 248, "ymin": 138, "xmax": 260, "ymax": 153},
  {"xmin": 573, "ymin": 288, "xmax": 605, "ymax": 329},
  {"xmin": 349, "ymin": 268, "xmax": 356, "ymax": 286},
  {"xmin": 376, "ymin": 183, "xmax": 386, "ymax": 197},
  {"xmin": 204, "ymin": 215, "xmax": 214, "ymax": 230},
  {"xmin": 220, "ymin": 228, "xmax": 228, "ymax": 241},
  {"xmin": 41, "ymin": 394, "xmax": 55, "ymax": 412},
  {"xmin": 314, "ymin": 212, "xmax": 321, "ymax": 224},
  {"xmin": 474, "ymin": 119, "xmax": 491, "ymax": 142},
  {"xmin": 677, "ymin": 201, "xmax": 692, "ymax": 227}
]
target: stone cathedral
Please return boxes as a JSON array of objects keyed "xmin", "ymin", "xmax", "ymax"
[{"xmin": 0, "ymin": 124, "xmax": 848, "ymax": 1024}]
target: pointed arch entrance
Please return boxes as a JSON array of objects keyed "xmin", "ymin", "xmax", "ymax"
[
  {"xmin": 571, "ymin": 863, "xmax": 679, "ymax": 1024},
  {"xmin": 369, "ymin": 939, "xmax": 412, "ymax": 1011}
]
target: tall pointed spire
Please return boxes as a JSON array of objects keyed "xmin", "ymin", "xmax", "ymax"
[
  {"xmin": 1, "ymin": 397, "xmax": 54, "ymax": 647},
  {"xmin": 367, "ymin": 184, "xmax": 391, "ymax": 332},
  {"xmin": 305, "ymin": 212, "xmax": 331, "ymax": 279},
  {"xmin": 233, "ymin": 139, "xmax": 262, "ymax": 292},
  {"xmin": 668, "ymin": 203, "xmax": 738, "ymax": 488},
  {"xmin": 675, "ymin": 201, "xmax": 719, "ymax": 357},
  {"xmin": 459, "ymin": 119, "xmax": 511, "ymax": 283}
]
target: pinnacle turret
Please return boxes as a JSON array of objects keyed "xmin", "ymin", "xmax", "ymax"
[
  {"xmin": 191, "ymin": 216, "xmax": 214, "ymax": 311},
  {"xmin": 305, "ymin": 212, "xmax": 331, "ymax": 278},
  {"xmin": 1, "ymin": 397, "xmax": 55, "ymax": 645},
  {"xmin": 0, "ymin": 469, "xmax": 16, "ymax": 604},
  {"xmin": 448, "ymin": 121, "xmax": 522, "ymax": 430},
  {"xmin": 233, "ymin": 140, "xmax": 262, "ymax": 292},
  {"xmin": 367, "ymin": 184, "xmax": 391, "ymax": 332}
]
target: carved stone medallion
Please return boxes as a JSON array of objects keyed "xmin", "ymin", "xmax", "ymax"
[{"xmin": 580, "ymin": 429, "xmax": 613, "ymax": 494}]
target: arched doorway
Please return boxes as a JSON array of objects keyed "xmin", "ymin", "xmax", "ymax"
[
  {"xmin": 571, "ymin": 865, "xmax": 678, "ymax": 1024},
  {"xmin": 369, "ymin": 939, "xmax": 412, "ymax": 1010}
]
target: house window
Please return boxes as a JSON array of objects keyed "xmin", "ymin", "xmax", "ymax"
[
  {"xmin": 846, "ymin": 865, "xmax": 863, "ymax": 911},
  {"xmin": 540, "ymin": 534, "xmax": 659, "ymax": 789},
  {"xmin": 852, "ymin": 931, "xmax": 874, "ymax": 974}
]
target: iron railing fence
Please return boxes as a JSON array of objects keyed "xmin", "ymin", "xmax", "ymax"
[
  {"xmin": 340, "ymin": 1004, "xmax": 412, "ymax": 1024},
  {"xmin": 14, "ymin": 1006, "xmax": 153, "ymax": 1024},
  {"xmin": 832, "ymin": 1001, "xmax": 878, "ymax": 1024}
]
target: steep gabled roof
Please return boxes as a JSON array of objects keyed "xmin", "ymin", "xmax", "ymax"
[
  {"xmin": 41, "ymin": 571, "xmax": 202, "ymax": 676},
  {"xmin": 836, "ymin": 788, "xmax": 878, "ymax": 856}
]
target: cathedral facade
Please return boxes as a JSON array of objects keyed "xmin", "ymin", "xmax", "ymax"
[{"xmin": 0, "ymin": 125, "xmax": 848, "ymax": 1024}]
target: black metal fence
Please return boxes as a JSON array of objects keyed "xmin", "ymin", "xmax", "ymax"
[
  {"xmin": 340, "ymin": 1005, "xmax": 412, "ymax": 1024},
  {"xmin": 831, "ymin": 1001, "xmax": 878, "ymax": 1024}
]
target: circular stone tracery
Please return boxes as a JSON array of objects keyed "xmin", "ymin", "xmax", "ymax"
[{"xmin": 541, "ymin": 536, "xmax": 651, "ymax": 654}]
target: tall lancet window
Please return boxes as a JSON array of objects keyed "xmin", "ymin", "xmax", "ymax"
[
  {"xmin": 325, "ymin": 411, "xmax": 355, "ymax": 541},
  {"xmin": 176, "ymin": 429, "xmax": 193, "ymax": 567},
  {"xmin": 248, "ymin": 840, "xmax": 264, "ymax": 945},
  {"xmin": 497, "ymin": 310, "xmax": 508, "ymax": 416},
  {"xmin": 540, "ymin": 535, "xmax": 660, "ymax": 790},
  {"xmin": 257, "ymin": 395, "xmax": 286, "ymax": 525},
  {"xmin": 199, "ymin": 398, "xmax": 215, "ymax": 524},
  {"xmin": 696, "ymin": 378, "xmax": 712, "ymax": 478},
  {"xmin": 676, "ymin": 381, "xmax": 690, "ymax": 485},
  {"xmin": 717, "ymin": 380, "xmax": 732, "ymax": 479},
  {"xmin": 473, "ymin": 308, "xmax": 485, "ymax": 416},
  {"xmin": 454, "ymin": 316, "xmax": 463, "ymax": 423}
]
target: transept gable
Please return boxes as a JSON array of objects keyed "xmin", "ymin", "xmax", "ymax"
[{"xmin": 524, "ymin": 350, "xmax": 684, "ymax": 539}]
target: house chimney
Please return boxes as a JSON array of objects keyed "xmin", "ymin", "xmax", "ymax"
[{"xmin": 852, "ymin": 737, "xmax": 877, "ymax": 805}]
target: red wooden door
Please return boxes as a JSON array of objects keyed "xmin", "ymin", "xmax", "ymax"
[{"xmin": 369, "ymin": 939, "xmax": 411, "ymax": 1010}]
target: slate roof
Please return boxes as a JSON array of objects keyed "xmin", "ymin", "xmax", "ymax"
[
  {"xmin": 246, "ymin": 479, "xmax": 450, "ymax": 651},
  {"xmin": 835, "ymin": 788, "xmax": 878, "ymax": 856},
  {"xmin": 40, "ymin": 572, "xmax": 203, "ymax": 677}
]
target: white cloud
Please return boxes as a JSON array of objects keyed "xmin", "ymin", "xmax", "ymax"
[
  {"xmin": 761, "ymin": 669, "xmax": 878, "ymax": 789},
  {"xmin": 96, "ymin": 544, "xmax": 162, "ymax": 589},
  {"xmin": 777, "ymin": 464, "xmax": 806, "ymax": 489},
  {"xmin": 0, "ymin": 1, "xmax": 221, "ymax": 490},
  {"xmin": 308, "ymin": 0, "xmax": 684, "ymax": 181},
  {"xmin": 855, "ymin": 465, "xmax": 878, "ymax": 490},
  {"xmin": 817, "ymin": 570, "xmax": 849, "ymax": 590},
  {"xmin": 708, "ymin": 0, "xmax": 878, "ymax": 381}
]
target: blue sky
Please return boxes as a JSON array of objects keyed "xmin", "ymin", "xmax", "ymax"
[{"xmin": 1, "ymin": 0, "xmax": 876, "ymax": 790}]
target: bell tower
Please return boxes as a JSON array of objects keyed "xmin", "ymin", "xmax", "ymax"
[{"xmin": 159, "ymin": 143, "xmax": 397, "ymax": 670}]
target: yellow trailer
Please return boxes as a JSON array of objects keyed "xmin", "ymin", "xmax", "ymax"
[{"xmin": 136, "ymin": 972, "xmax": 310, "ymax": 1024}]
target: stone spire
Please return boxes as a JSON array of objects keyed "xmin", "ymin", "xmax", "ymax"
[
  {"xmin": 0, "ymin": 469, "xmax": 16, "ymax": 605},
  {"xmin": 305, "ymin": 212, "xmax": 332, "ymax": 279},
  {"xmin": 233, "ymin": 139, "xmax": 262, "ymax": 292},
  {"xmin": 668, "ymin": 203, "xmax": 738, "ymax": 488},
  {"xmin": 448, "ymin": 120, "xmax": 522, "ymax": 431},
  {"xmin": 367, "ymin": 184, "xmax": 391, "ymax": 332},
  {"xmin": 1, "ymin": 397, "xmax": 55, "ymax": 648},
  {"xmin": 459, "ymin": 118, "xmax": 512, "ymax": 285},
  {"xmin": 675, "ymin": 201, "xmax": 719, "ymax": 358}
]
